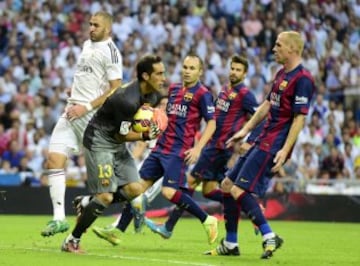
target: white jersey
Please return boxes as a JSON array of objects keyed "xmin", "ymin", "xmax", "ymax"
[
  {"xmin": 68, "ymin": 38, "xmax": 123, "ymax": 105},
  {"xmin": 48, "ymin": 38, "xmax": 122, "ymax": 156}
]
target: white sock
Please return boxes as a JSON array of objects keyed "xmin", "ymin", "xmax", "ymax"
[
  {"xmin": 65, "ymin": 234, "xmax": 74, "ymax": 242},
  {"xmin": 131, "ymin": 194, "xmax": 144, "ymax": 207},
  {"xmin": 144, "ymin": 177, "xmax": 163, "ymax": 203},
  {"xmin": 80, "ymin": 195, "xmax": 91, "ymax": 207},
  {"xmin": 263, "ymin": 232, "xmax": 276, "ymax": 241},
  {"xmin": 48, "ymin": 169, "xmax": 66, "ymax": 221},
  {"xmin": 224, "ymin": 240, "xmax": 238, "ymax": 249},
  {"xmin": 111, "ymin": 215, "xmax": 121, "ymax": 227}
]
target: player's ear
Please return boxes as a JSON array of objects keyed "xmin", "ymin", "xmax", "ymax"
[
  {"xmin": 105, "ymin": 24, "xmax": 111, "ymax": 35},
  {"xmin": 142, "ymin": 72, "xmax": 149, "ymax": 81}
]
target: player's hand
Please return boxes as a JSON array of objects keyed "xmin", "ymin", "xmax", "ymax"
[
  {"xmin": 184, "ymin": 146, "xmax": 201, "ymax": 165},
  {"xmin": 153, "ymin": 108, "xmax": 168, "ymax": 131},
  {"xmin": 271, "ymin": 149, "xmax": 288, "ymax": 173},
  {"xmin": 66, "ymin": 104, "xmax": 87, "ymax": 121},
  {"xmin": 226, "ymin": 129, "xmax": 247, "ymax": 148},
  {"xmin": 143, "ymin": 122, "xmax": 161, "ymax": 140}
]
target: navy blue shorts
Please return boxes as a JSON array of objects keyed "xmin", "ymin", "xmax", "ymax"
[
  {"xmin": 226, "ymin": 146, "xmax": 274, "ymax": 198},
  {"xmin": 190, "ymin": 146, "xmax": 232, "ymax": 182},
  {"xmin": 140, "ymin": 151, "xmax": 188, "ymax": 189}
]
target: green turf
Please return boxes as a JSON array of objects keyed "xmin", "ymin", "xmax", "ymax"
[{"xmin": 0, "ymin": 215, "xmax": 359, "ymax": 266}]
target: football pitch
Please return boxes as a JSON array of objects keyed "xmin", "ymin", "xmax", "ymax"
[{"xmin": 0, "ymin": 215, "xmax": 359, "ymax": 266}]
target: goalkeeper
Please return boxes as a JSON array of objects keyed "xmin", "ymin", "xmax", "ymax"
[{"xmin": 61, "ymin": 54, "xmax": 167, "ymax": 254}]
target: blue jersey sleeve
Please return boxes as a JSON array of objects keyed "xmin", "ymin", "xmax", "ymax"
[
  {"xmin": 242, "ymin": 91, "xmax": 259, "ymax": 115},
  {"xmin": 246, "ymin": 119, "xmax": 265, "ymax": 144},
  {"xmin": 292, "ymin": 76, "xmax": 314, "ymax": 115},
  {"xmin": 199, "ymin": 91, "xmax": 215, "ymax": 121}
]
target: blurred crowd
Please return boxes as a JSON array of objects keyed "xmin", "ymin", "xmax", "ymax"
[{"xmin": 0, "ymin": 0, "xmax": 359, "ymax": 194}]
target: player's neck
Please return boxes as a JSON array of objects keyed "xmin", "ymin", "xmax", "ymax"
[
  {"xmin": 140, "ymin": 82, "xmax": 151, "ymax": 94},
  {"xmin": 230, "ymin": 81, "xmax": 242, "ymax": 88},
  {"xmin": 183, "ymin": 80, "xmax": 198, "ymax": 89},
  {"xmin": 283, "ymin": 58, "xmax": 302, "ymax": 73}
]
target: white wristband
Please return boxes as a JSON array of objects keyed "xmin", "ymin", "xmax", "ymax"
[{"xmin": 85, "ymin": 102, "xmax": 93, "ymax": 112}]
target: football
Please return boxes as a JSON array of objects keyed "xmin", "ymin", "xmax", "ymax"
[{"xmin": 132, "ymin": 105, "xmax": 154, "ymax": 132}]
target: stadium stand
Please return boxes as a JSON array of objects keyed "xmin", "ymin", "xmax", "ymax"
[{"xmin": 0, "ymin": 0, "xmax": 359, "ymax": 195}]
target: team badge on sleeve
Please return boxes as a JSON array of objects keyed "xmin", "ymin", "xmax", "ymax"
[{"xmin": 119, "ymin": 121, "xmax": 132, "ymax": 135}]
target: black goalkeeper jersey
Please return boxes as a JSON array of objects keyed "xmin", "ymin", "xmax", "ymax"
[{"xmin": 83, "ymin": 80, "xmax": 160, "ymax": 150}]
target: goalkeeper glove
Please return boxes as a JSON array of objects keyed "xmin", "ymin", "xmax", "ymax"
[{"xmin": 142, "ymin": 122, "xmax": 161, "ymax": 140}]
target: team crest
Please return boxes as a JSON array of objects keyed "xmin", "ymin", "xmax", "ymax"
[
  {"xmin": 101, "ymin": 179, "xmax": 110, "ymax": 187},
  {"xmin": 279, "ymin": 80, "xmax": 288, "ymax": 90},
  {"xmin": 184, "ymin": 92, "xmax": 193, "ymax": 102},
  {"xmin": 228, "ymin": 92, "xmax": 237, "ymax": 100}
]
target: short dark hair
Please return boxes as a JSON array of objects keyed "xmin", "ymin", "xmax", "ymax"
[
  {"xmin": 231, "ymin": 54, "xmax": 249, "ymax": 72},
  {"xmin": 136, "ymin": 54, "xmax": 162, "ymax": 81},
  {"xmin": 93, "ymin": 11, "xmax": 113, "ymax": 25}
]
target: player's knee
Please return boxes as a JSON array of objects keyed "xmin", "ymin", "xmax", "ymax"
[
  {"xmin": 230, "ymin": 185, "xmax": 244, "ymax": 199},
  {"xmin": 161, "ymin": 186, "xmax": 176, "ymax": 200},
  {"xmin": 221, "ymin": 177, "xmax": 233, "ymax": 193},
  {"xmin": 96, "ymin": 193, "xmax": 113, "ymax": 205},
  {"xmin": 187, "ymin": 174, "xmax": 199, "ymax": 189},
  {"xmin": 46, "ymin": 152, "xmax": 67, "ymax": 169},
  {"xmin": 202, "ymin": 181, "xmax": 217, "ymax": 195},
  {"xmin": 141, "ymin": 179, "xmax": 153, "ymax": 191},
  {"xmin": 126, "ymin": 182, "xmax": 143, "ymax": 198}
]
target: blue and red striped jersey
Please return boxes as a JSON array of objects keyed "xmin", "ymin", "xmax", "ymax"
[
  {"xmin": 246, "ymin": 119, "xmax": 266, "ymax": 145},
  {"xmin": 154, "ymin": 82, "xmax": 215, "ymax": 157},
  {"xmin": 209, "ymin": 83, "xmax": 258, "ymax": 149},
  {"xmin": 257, "ymin": 64, "xmax": 315, "ymax": 156}
]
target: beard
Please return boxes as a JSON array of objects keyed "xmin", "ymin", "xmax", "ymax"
[{"xmin": 230, "ymin": 77, "xmax": 241, "ymax": 86}]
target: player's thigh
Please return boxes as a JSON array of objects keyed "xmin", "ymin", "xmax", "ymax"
[
  {"xmin": 48, "ymin": 116, "xmax": 80, "ymax": 157},
  {"xmin": 84, "ymin": 148, "xmax": 118, "ymax": 194},
  {"xmin": 234, "ymin": 147, "xmax": 274, "ymax": 197},
  {"xmin": 114, "ymin": 149, "xmax": 142, "ymax": 196},
  {"xmin": 139, "ymin": 152, "xmax": 164, "ymax": 182},
  {"xmin": 70, "ymin": 111, "xmax": 93, "ymax": 145},
  {"xmin": 162, "ymin": 155, "xmax": 188, "ymax": 189},
  {"xmin": 191, "ymin": 148, "xmax": 230, "ymax": 182},
  {"xmin": 225, "ymin": 153, "xmax": 248, "ymax": 183}
]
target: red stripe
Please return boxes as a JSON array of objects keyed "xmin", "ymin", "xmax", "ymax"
[
  {"xmin": 250, "ymin": 152, "xmax": 272, "ymax": 191},
  {"xmin": 170, "ymin": 190, "xmax": 182, "ymax": 204}
]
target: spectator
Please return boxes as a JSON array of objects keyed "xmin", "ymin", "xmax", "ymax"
[
  {"xmin": 0, "ymin": 160, "xmax": 17, "ymax": 174},
  {"xmin": 1, "ymin": 139, "xmax": 25, "ymax": 170},
  {"xmin": 319, "ymin": 146, "xmax": 345, "ymax": 180},
  {"xmin": 18, "ymin": 156, "xmax": 37, "ymax": 186},
  {"xmin": 0, "ymin": 0, "xmax": 357, "ymax": 194},
  {"xmin": 297, "ymin": 150, "xmax": 319, "ymax": 181},
  {"xmin": 0, "ymin": 122, "xmax": 9, "ymax": 156}
]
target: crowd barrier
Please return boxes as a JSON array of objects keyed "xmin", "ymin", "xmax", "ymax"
[{"xmin": 0, "ymin": 186, "xmax": 359, "ymax": 222}]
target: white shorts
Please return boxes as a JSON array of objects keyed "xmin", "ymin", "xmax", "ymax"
[{"xmin": 48, "ymin": 110, "xmax": 95, "ymax": 157}]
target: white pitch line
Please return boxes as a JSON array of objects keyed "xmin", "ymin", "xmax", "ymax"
[{"xmin": 0, "ymin": 246, "xmax": 216, "ymax": 266}]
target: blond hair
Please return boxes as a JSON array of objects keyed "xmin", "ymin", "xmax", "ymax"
[{"xmin": 283, "ymin": 31, "xmax": 304, "ymax": 56}]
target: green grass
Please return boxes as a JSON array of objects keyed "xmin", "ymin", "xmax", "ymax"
[{"xmin": 0, "ymin": 215, "xmax": 359, "ymax": 266}]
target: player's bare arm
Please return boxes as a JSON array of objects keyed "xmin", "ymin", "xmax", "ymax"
[
  {"xmin": 271, "ymin": 113, "xmax": 306, "ymax": 173},
  {"xmin": 88, "ymin": 79, "xmax": 122, "ymax": 109},
  {"xmin": 67, "ymin": 79, "xmax": 122, "ymax": 120},
  {"xmin": 226, "ymin": 100, "xmax": 270, "ymax": 147},
  {"xmin": 184, "ymin": 119, "xmax": 216, "ymax": 165}
]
